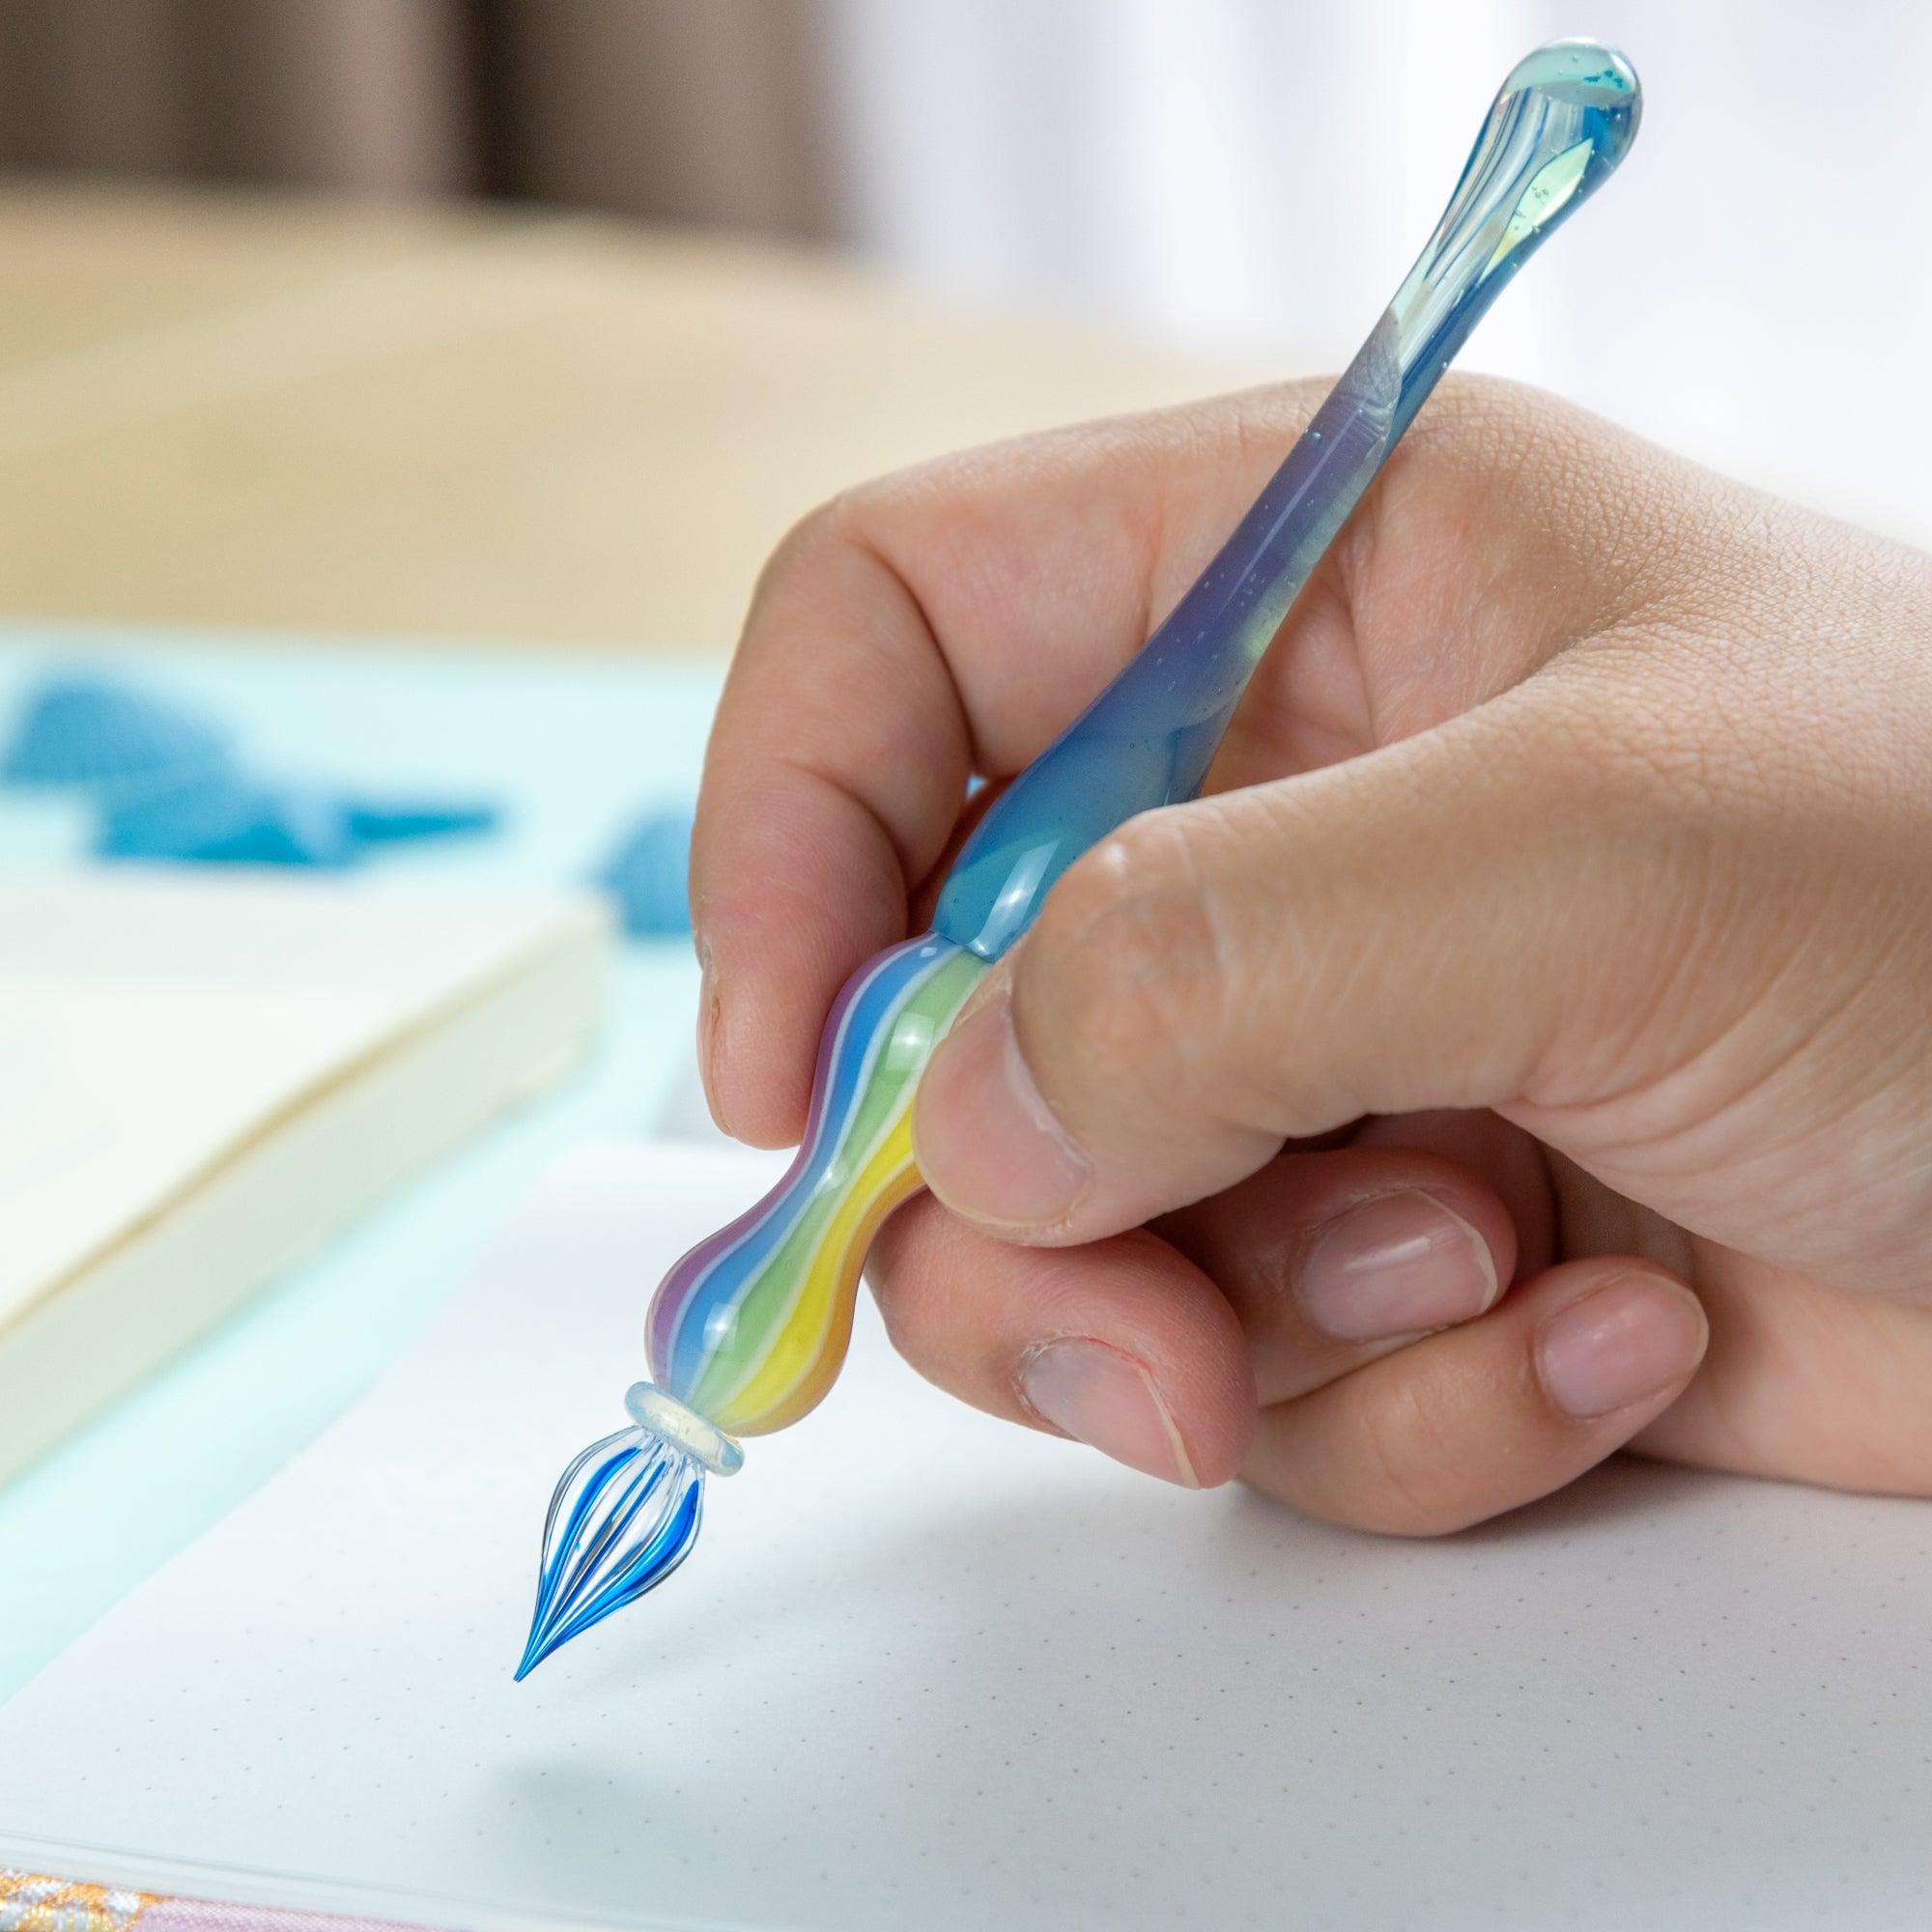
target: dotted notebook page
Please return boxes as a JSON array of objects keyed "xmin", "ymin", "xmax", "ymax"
[{"xmin": 1, "ymin": 1142, "xmax": 1927, "ymax": 1932}]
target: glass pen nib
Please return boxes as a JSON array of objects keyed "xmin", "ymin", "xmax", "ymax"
[
  {"xmin": 515, "ymin": 1426, "xmax": 704, "ymax": 1681},
  {"xmin": 517, "ymin": 1382, "xmax": 743, "ymax": 1680}
]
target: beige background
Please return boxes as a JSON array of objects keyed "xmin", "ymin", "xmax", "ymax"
[{"xmin": 0, "ymin": 185, "xmax": 1254, "ymax": 651}]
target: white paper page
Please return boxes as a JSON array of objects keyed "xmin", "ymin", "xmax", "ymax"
[
  {"xmin": 0, "ymin": 870, "xmax": 595, "ymax": 1322},
  {"xmin": 3, "ymin": 1140, "xmax": 1929, "ymax": 1932}
]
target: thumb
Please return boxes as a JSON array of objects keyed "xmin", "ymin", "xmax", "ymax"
[{"xmin": 912, "ymin": 672, "xmax": 1728, "ymax": 1242}]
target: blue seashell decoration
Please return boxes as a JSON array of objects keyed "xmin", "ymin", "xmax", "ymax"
[
  {"xmin": 3, "ymin": 668, "xmax": 506, "ymax": 867},
  {"xmin": 1, "ymin": 671, "xmax": 230, "ymax": 797},
  {"xmin": 595, "ymin": 804, "xmax": 696, "ymax": 937},
  {"xmin": 97, "ymin": 776, "xmax": 360, "ymax": 867}
]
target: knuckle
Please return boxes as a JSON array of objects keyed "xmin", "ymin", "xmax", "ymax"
[
  {"xmin": 1367, "ymin": 374, "xmax": 1683, "ymax": 629},
  {"xmin": 749, "ymin": 485, "xmax": 883, "ymax": 612},
  {"xmin": 760, "ymin": 495, "xmax": 841, "ymax": 584},
  {"xmin": 1402, "ymin": 371, "xmax": 1572, "ymax": 473}
]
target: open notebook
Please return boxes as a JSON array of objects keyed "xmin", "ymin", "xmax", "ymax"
[
  {"xmin": 0, "ymin": 869, "xmax": 609, "ymax": 1483},
  {"xmin": 1, "ymin": 1140, "xmax": 1928, "ymax": 1930}
]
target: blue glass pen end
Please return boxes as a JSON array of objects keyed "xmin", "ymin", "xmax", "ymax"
[{"xmin": 515, "ymin": 1424, "xmax": 705, "ymax": 1681}]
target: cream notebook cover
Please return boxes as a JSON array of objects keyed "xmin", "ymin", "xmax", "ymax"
[
  {"xmin": 0, "ymin": 868, "xmax": 610, "ymax": 1481},
  {"xmin": 0, "ymin": 1140, "xmax": 1926, "ymax": 1930}
]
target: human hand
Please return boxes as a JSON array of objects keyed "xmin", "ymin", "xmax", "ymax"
[{"xmin": 692, "ymin": 376, "xmax": 1932, "ymax": 1529}]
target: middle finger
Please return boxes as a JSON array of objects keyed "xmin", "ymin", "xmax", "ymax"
[{"xmin": 1156, "ymin": 1144, "xmax": 1515, "ymax": 1402}]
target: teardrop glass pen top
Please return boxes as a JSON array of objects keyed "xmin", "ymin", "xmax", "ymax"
[
  {"xmin": 517, "ymin": 39, "xmax": 1641, "ymax": 1679},
  {"xmin": 934, "ymin": 41, "xmax": 1638, "ymax": 962},
  {"xmin": 1384, "ymin": 39, "xmax": 1639, "ymax": 432}
]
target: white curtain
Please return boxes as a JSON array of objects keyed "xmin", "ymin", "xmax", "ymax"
[{"xmin": 820, "ymin": 0, "xmax": 1932, "ymax": 544}]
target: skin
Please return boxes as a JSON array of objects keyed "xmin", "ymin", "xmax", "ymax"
[{"xmin": 691, "ymin": 374, "xmax": 1932, "ymax": 1534}]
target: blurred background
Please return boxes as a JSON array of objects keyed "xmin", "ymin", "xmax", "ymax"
[{"xmin": 0, "ymin": 0, "xmax": 1925, "ymax": 648}]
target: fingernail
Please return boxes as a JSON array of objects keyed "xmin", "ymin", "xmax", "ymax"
[
  {"xmin": 1297, "ymin": 1191, "xmax": 1499, "ymax": 1341},
  {"xmin": 695, "ymin": 948, "xmax": 726, "ymax": 1130},
  {"xmin": 1019, "ymin": 1338, "xmax": 1199, "ymax": 1487},
  {"xmin": 914, "ymin": 978, "xmax": 1089, "ymax": 1229},
  {"xmin": 1535, "ymin": 1274, "xmax": 1707, "ymax": 1419}
]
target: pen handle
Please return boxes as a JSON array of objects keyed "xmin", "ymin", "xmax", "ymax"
[
  {"xmin": 934, "ymin": 39, "xmax": 1638, "ymax": 962},
  {"xmin": 525, "ymin": 41, "xmax": 1645, "ymax": 1671},
  {"xmin": 648, "ymin": 37, "xmax": 1642, "ymax": 1445}
]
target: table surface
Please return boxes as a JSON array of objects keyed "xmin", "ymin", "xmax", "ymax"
[{"xmin": 0, "ymin": 182, "xmax": 1255, "ymax": 652}]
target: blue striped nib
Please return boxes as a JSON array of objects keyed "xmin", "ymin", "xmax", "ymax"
[{"xmin": 516, "ymin": 1426, "xmax": 705, "ymax": 1681}]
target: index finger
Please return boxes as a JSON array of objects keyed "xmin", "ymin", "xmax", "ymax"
[{"xmin": 691, "ymin": 395, "xmax": 1316, "ymax": 1146}]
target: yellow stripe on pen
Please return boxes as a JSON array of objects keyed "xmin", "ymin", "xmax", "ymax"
[{"xmin": 712, "ymin": 1104, "xmax": 920, "ymax": 1435}]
